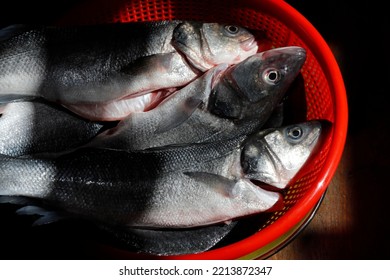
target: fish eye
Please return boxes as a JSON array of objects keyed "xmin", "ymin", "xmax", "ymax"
[
  {"xmin": 287, "ymin": 126, "xmax": 303, "ymax": 141},
  {"xmin": 224, "ymin": 25, "xmax": 240, "ymax": 35},
  {"xmin": 263, "ymin": 68, "xmax": 282, "ymax": 85}
]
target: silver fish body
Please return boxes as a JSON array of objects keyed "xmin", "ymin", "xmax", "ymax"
[
  {"xmin": 88, "ymin": 46, "xmax": 307, "ymax": 151},
  {"xmin": 0, "ymin": 101, "xmax": 104, "ymax": 157},
  {"xmin": 0, "ymin": 147, "xmax": 280, "ymax": 228},
  {"xmin": 0, "ymin": 131, "xmax": 279, "ymax": 229},
  {"xmin": 86, "ymin": 63, "xmax": 229, "ymax": 150},
  {"xmin": 99, "ymin": 221, "xmax": 237, "ymax": 256},
  {"xmin": 241, "ymin": 120, "xmax": 324, "ymax": 189},
  {"xmin": 0, "ymin": 21, "xmax": 258, "ymax": 121},
  {"xmin": 0, "ymin": 120, "xmax": 323, "ymax": 229}
]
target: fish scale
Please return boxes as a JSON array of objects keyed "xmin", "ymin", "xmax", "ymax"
[
  {"xmin": 0, "ymin": 120, "xmax": 323, "ymax": 233},
  {"xmin": 0, "ymin": 21, "xmax": 258, "ymax": 121},
  {"xmin": 0, "ymin": 131, "xmax": 275, "ymax": 229},
  {"xmin": 0, "ymin": 29, "xmax": 47, "ymax": 96},
  {"xmin": 87, "ymin": 46, "xmax": 307, "ymax": 151},
  {"xmin": 0, "ymin": 101, "xmax": 104, "ymax": 156}
]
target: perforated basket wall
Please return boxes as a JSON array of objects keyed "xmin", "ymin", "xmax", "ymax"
[{"xmin": 58, "ymin": 0, "xmax": 348, "ymax": 259}]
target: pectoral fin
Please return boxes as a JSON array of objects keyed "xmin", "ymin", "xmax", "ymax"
[
  {"xmin": 155, "ymin": 96, "xmax": 203, "ymax": 133},
  {"xmin": 184, "ymin": 171, "xmax": 237, "ymax": 198}
]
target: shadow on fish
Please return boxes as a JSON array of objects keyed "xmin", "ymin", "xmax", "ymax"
[
  {"xmin": 0, "ymin": 120, "xmax": 327, "ymax": 256},
  {"xmin": 87, "ymin": 46, "xmax": 307, "ymax": 151},
  {"xmin": 0, "ymin": 99, "xmax": 110, "ymax": 157},
  {"xmin": 0, "ymin": 21, "xmax": 258, "ymax": 121}
]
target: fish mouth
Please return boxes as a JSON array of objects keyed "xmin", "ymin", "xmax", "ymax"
[
  {"xmin": 261, "ymin": 46, "xmax": 306, "ymax": 63},
  {"xmin": 245, "ymin": 179, "xmax": 285, "ymax": 212},
  {"xmin": 272, "ymin": 46, "xmax": 306, "ymax": 56},
  {"xmin": 240, "ymin": 37, "xmax": 258, "ymax": 52},
  {"xmin": 249, "ymin": 179, "xmax": 287, "ymax": 192},
  {"xmin": 229, "ymin": 38, "xmax": 258, "ymax": 65}
]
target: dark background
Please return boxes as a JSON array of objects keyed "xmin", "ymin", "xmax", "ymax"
[
  {"xmin": 0, "ymin": 0, "xmax": 389, "ymax": 259},
  {"xmin": 275, "ymin": 1, "xmax": 390, "ymax": 259}
]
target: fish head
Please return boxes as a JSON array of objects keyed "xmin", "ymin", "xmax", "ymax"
[
  {"xmin": 208, "ymin": 46, "xmax": 306, "ymax": 120},
  {"xmin": 241, "ymin": 120, "xmax": 323, "ymax": 189},
  {"xmin": 172, "ymin": 22, "xmax": 258, "ymax": 71}
]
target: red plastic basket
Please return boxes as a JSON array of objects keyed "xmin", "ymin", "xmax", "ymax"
[{"xmin": 57, "ymin": 0, "xmax": 348, "ymax": 259}]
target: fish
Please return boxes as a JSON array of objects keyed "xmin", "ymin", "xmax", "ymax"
[
  {"xmin": 0, "ymin": 134, "xmax": 277, "ymax": 229},
  {"xmin": 0, "ymin": 101, "xmax": 104, "ymax": 157},
  {"xmin": 98, "ymin": 221, "xmax": 238, "ymax": 256},
  {"xmin": 0, "ymin": 21, "xmax": 258, "ymax": 121},
  {"xmin": 241, "ymin": 120, "xmax": 325, "ymax": 189},
  {"xmin": 87, "ymin": 46, "xmax": 307, "ymax": 151},
  {"xmin": 0, "ymin": 194, "xmax": 237, "ymax": 256},
  {"xmin": 0, "ymin": 120, "xmax": 324, "ymax": 230}
]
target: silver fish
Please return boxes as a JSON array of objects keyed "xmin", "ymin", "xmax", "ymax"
[
  {"xmin": 0, "ymin": 134, "xmax": 278, "ymax": 229},
  {"xmin": 0, "ymin": 101, "xmax": 104, "ymax": 157},
  {"xmin": 0, "ymin": 21, "xmax": 258, "ymax": 121},
  {"xmin": 241, "ymin": 120, "xmax": 324, "ymax": 189},
  {"xmin": 87, "ymin": 46, "xmax": 306, "ymax": 151},
  {"xmin": 0, "ymin": 120, "xmax": 323, "ymax": 229}
]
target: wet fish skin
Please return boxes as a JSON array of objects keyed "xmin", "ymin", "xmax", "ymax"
[
  {"xmin": 86, "ymin": 63, "xmax": 229, "ymax": 150},
  {"xmin": 87, "ymin": 46, "xmax": 306, "ymax": 151},
  {"xmin": 241, "ymin": 120, "xmax": 324, "ymax": 189},
  {"xmin": 0, "ymin": 131, "xmax": 279, "ymax": 229},
  {"xmin": 0, "ymin": 101, "xmax": 104, "ymax": 157},
  {"xmin": 201, "ymin": 46, "xmax": 307, "ymax": 143},
  {"xmin": 0, "ymin": 121, "xmax": 323, "ymax": 229},
  {"xmin": 0, "ymin": 193, "xmax": 237, "ymax": 256},
  {"xmin": 0, "ymin": 21, "xmax": 258, "ymax": 121},
  {"xmin": 99, "ymin": 221, "xmax": 237, "ymax": 256},
  {"xmin": 172, "ymin": 22, "xmax": 258, "ymax": 70},
  {"xmin": 208, "ymin": 46, "xmax": 307, "ymax": 120}
]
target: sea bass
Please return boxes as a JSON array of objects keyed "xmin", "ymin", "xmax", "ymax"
[
  {"xmin": 0, "ymin": 120, "xmax": 323, "ymax": 229},
  {"xmin": 0, "ymin": 101, "xmax": 104, "ymax": 157},
  {"xmin": 0, "ymin": 21, "xmax": 258, "ymax": 121},
  {"xmin": 242, "ymin": 120, "xmax": 325, "ymax": 189},
  {"xmin": 87, "ymin": 46, "xmax": 306, "ymax": 151},
  {"xmin": 0, "ymin": 135, "xmax": 274, "ymax": 229}
]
